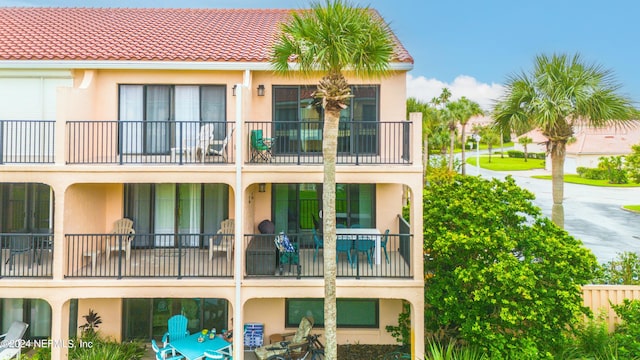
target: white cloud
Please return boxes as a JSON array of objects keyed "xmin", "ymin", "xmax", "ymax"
[{"xmin": 406, "ymin": 74, "xmax": 505, "ymax": 110}]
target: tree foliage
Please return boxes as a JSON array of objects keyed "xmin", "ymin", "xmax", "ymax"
[
  {"xmin": 423, "ymin": 175, "xmax": 598, "ymax": 359},
  {"xmin": 625, "ymin": 144, "xmax": 640, "ymax": 183},
  {"xmin": 493, "ymin": 53, "xmax": 636, "ymax": 228}
]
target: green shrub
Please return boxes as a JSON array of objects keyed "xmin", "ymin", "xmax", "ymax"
[
  {"xmin": 612, "ymin": 299, "xmax": 640, "ymax": 359},
  {"xmin": 507, "ymin": 150, "xmax": 525, "ymax": 158},
  {"xmin": 593, "ymin": 252, "xmax": 640, "ymax": 285},
  {"xmin": 599, "ymin": 156, "xmax": 628, "ymax": 184},
  {"xmin": 68, "ymin": 332, "xmax": 145, "ymax": 360},
  {"xmin": 422, "ymin": 175, "xmax": 598, "ymax": 359},
  {"xmin": 576, "ymin": 167, "xmax": 608, "ymax": 180},
  {"xmin": 385, "ymin": 301, "xmax": 411, "ymax": 351}
]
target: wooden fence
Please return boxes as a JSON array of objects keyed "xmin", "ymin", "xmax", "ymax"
[{"xmin": 582, "ymin": 285, "xmax": 640, "ymax": 331}]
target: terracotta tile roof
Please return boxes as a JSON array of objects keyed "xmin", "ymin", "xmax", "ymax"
[
  {"xmin": 518, "ymin": 122, "xmax": 640, "ymax": 155},
  {"xmin": 0, "ymin": 7, "xmax": 413, "ymax": 64}
]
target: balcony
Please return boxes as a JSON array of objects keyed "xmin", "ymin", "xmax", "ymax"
[
  {"xmin": 247, "ymin": 121, "xmax": 412, "ymax": 165},
  {"xmin": 0, "ymin": 234, "xmax": 53, "ymax": 278},
  {"xmin": 65, "ymin": 233, "xmax": 233, "ymax": 279},
  {"xmin": 1, "ymin": 119, "xmax": 412, "ymax": 166},
  {"xmin": 0, "ymin": 120, "xmax": 55, "ymax": 164},
  {"xmin": 62, "ymin": 231, "xmax": 412, "ymax": 279},
  {"xmin": 66, "ymin": 121, "xmax": 234, "ymax": 165}
]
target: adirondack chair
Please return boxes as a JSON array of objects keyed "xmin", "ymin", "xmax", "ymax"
[
  {"xmin": 209, "ymin": 219, "xmax": 235, "ymax": 261},
  {"xmin": 151, "ymin": 339, "xmax": 184, "ymax": 360},
  {"xmin": 106, "ymin": 218, "xmax": 135, "ymax": 262},
  {"xmin": 161, "ymin": 315, "xmax": 190, "ymax": 347},
  {"xmin": 0, "ymin": 321, "xmax": 29, "ymax": 360}
]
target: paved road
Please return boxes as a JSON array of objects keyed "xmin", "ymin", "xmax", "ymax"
[{"xmin": 470, "ymin": 164, "xmax": 640, "ymax": 263}]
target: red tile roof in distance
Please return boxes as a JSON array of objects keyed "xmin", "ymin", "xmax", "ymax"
[{"xmin": 0, "ymin": 7, "xmax": 413, "ymax": 64}]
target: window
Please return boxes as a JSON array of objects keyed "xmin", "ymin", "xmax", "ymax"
[
  {"xmin": 273, "ymin": 85, "xmax": 379, "ymax": 155},
  {"xmin": 122, "ymin": 298, "xmax": 229, "ymax": 341},
  {"xmin": 1, "ymin": 298, "xmax": 52, "ymax": 339},
  {"xmin": 124, "ymin": 183, "xmax": 228, "ymax": 247},
  {"xmin": 285, "ymin": 298, "xmax": 379, "ymax": 328},
  {"xmin": 118, "ymin": 85, "xmax": 226, "ymax": 155},
  {"xmin": 272, "ymin": 183, "xmax": 375, "ymax": 233},
  {"xmin": 0, "ymin": 183, "xmax": 52, "ymax": 233}
]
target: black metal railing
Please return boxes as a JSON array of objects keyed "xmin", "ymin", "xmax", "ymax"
[
  {"xmin": 247, "ymin": 120, "xmax": 412, "ymax": 165},
  {"xmin": 65, "ymin": 233, "xmax": 233, "ymax": 278},
  {"xmin": 0, "ymin": 120, "xmax": 55, "ymax": 164},
  {"xmin": 66, "ymin": 121, "xmax": 234, "ymax": 165},
  {"xmin": 244, "ymin": 231, "xmax": 412, "ymax": 279},
  {"xmin": 0, "ymin": 233, "xmax": 53, "ymax": 278}
]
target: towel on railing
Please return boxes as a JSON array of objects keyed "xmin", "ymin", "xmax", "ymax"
[{"xmin": 274, "ymin": 232, "xmax": 295, "ymax": 253}]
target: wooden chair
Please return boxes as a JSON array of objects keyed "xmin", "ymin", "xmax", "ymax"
[
  {"xmin": 209, "ymin": 219, "xmax": 235, "ymax": 261},
  {"xmin": 106, "ymin": 218, "xmax": 135, "ymax": 262}
]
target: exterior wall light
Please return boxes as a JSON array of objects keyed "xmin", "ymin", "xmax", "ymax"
[{"xmin": 257, "ymin": 84, "xmax": 265, "ymax": 96}]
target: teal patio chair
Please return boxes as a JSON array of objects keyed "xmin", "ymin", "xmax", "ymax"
[
  {"xmin": 250, "ymin": 129, "xmax": 274, "ymax": 162},
  {"xmin": 162, "ymin": 315, "xmax": 190, "ymax": 347},
  {"xmin": 336, "ymin": 238, "xmax": 353, "ymax": 266},
  {"xmin": 151, "ymin": 339, "xmax": 184, "ymax": 360},
  {"xmin": 381, "ymin": 229, "xmax": 390, "ymax": 264},
  {"xmin": 354, "ymin": 238, "xmax": 375, "ymax": 269}
]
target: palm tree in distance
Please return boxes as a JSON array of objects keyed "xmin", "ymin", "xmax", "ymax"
[
  {"xmin": 271, "ymin": 1, "xmax": 394, "ymax": 358},
  {"xmin": 447, "ymin": 97, "xmax": 483, "ymax": 175},
  {"xmin": 494, "ymin": 53, "xmax": 636, "ymax": 228},
  {"xmin": 518, "ymin": 136, "xmax": 533, "ymax": 162}
]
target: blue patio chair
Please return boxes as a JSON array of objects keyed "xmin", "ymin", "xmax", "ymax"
[
  {"xmin": 162, "ymin": 315, "xmax": 190, "ymax": 347},
  {"xmin": 312, "ymin": 228, "xmax": 323, "ymax": 262},
  {"xmin": 151, "ymin": 339, "xmax": 184, "ymax": 360},
  {"xmin": 336, "ymin": 238, "xmax": 353, "ymax": 266},
  {"xmin": 381, "ymin": 229, "xmax": 390, "ymax": 264}
]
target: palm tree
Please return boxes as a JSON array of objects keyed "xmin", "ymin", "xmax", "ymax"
[
  {"xmin": 447, "ymin": 97, "xmax": 483, "ymax": 175},
  {"xmin": 518, "ymin": 136, "xmax": 533, "ymax": 162},
  {"xmin": 271, "ymin": 1, "xmax": 394, "ymax": 358},
  {"xmin": 493, "ymin": 53, "xmax": 635, "ymax": 228}
]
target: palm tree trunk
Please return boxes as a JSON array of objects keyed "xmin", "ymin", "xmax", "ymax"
[
  {"xmin": 323, "ymin": 107, "xmax": 340, "ymax": 360},
  {"xmin": 550, "ymin": 141, "xmax": 566, "ymax": 228},
  {"xmin": 448, "ymin": 127, "xmax": 455, "ymax": 171},
  {"xmin": 460, "ymin": 124, "xmax": 467, "ymax": 175}
]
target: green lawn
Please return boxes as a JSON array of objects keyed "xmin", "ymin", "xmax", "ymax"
[
  {"xmin": 623, "ymin": 205, "xmax": 640, "ymax": 213},
  {"xmin": 532, "ymin": 174, "xmax": 640, "ymax": 188},
  {"xmin": 455, "ymin": 142, "xmax": 514, "ymax": 153},
  {"xmin": 466, "ymin": 155, "xmax": 545, "ymax": 171}
]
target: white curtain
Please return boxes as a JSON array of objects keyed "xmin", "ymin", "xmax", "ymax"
[
  {"xmin": 175, "ymin": 86, "xmax": 200, "ymax": 150},
  {"xmin": 178, "ymin": 183, "xmax": 201, "ymax": 247},
  {"xmin": 154, "ymin": 184, "xmax": 176, "ymax": 247},
  {"xmin": 119, "ymin": 85, "xmax": 144, "ymax": 154}
]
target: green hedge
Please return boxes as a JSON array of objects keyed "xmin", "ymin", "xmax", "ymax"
[{"xmin": 507, "ymin": 150, "xmax": 546, "ymax": 159}]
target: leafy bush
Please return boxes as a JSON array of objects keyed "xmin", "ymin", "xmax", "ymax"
[
  {"xmin": 68, "ymin": 332, "xmax": 145, "ymax": 360},
  {"xmin": 422, "ymin": 175, "xmax": 598, "ymax": 359},
  {"xmin": 598, "ymin": 156, "xmax": 628, "ymax": 184},
  {"xmin": 612, "ymin": 299, "xmax": 640, "ymax": 359},
  {"xmin": 506, "ymin": 150, "xmax": 525, "ymax": 158},
  {"xmin": 625, "ymin": 144, "xmax": 640, "ymax": 183},
  {"xmin": 577, "ymin": 166, "xmax": 608, "ymax": 180},
  {"xmin": 385, "ymin": 301, "xmax": 411, "ymax": 351},
  {"xmin": 593, "ymin": 252, "xmax": 640, "ymax": 285}
]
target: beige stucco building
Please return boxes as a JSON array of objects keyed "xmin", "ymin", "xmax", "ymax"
[{"xmin": 0, "ymin": 7, "xmax": 424, "ymax": 360}]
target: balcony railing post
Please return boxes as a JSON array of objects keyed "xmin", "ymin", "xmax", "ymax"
[
  {"xmin": 117, "ymin": 234, "xmax": 123, "ymax": 279},
  {"xmin": 0, "ymin": 120, "xmax": 4, "ymax": 164},
  {"xmin": 177, "ymin": 235, "xmax": 183, "ymax": 279},
  {"xmin": 118, "ymin": 121, "xmax": 124, "ymax": 165}
]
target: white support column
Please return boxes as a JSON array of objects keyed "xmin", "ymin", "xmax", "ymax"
[{"xmin": 233, "ymin": 82, "xmax": 244, "ymax": 360}]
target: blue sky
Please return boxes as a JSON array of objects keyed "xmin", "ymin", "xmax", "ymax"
[{"xmin": 2, "ymin": 0, "xmax": 638, "ymax": 109}]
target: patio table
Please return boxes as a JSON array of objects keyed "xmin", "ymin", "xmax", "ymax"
[
  {"xmin": 336, "ymin": 228, "xmax": 382, "ymax": 265},
  {"xmin": 168, "ymin": 333, "xmax": 231, "ymax": 360}
]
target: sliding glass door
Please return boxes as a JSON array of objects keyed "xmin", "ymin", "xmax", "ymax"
[
  {"xmin": 119, "ymin": 85, "xmax": 226, "ymax": 155},
  {"xmin": 124, "ymin": 184, "xmax": 228, "ymax": 248},
  {"xmin": 272, "ymin": 183, "xmax": 375, "ymax": 234}
]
